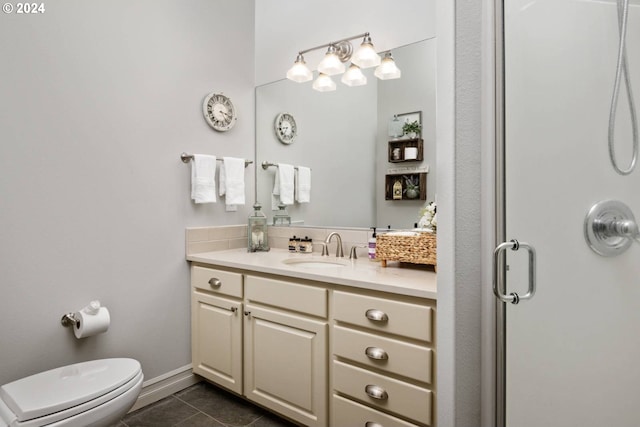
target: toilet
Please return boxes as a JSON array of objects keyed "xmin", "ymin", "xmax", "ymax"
[{"xmin": 0, "ymin": 358, "xmax": 143, "ymax": 427}]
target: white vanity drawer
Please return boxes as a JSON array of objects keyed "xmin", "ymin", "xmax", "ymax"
[
  {"xmin": 333, "ymin": 325, "xmax": 432, "ymax": 384},
  {"xmin": 333, "ymin": 291, "xmax": 432, "ymax": 342},
  {"xmin": 192, "ymin": 266, "xmax": 243, "ymax": 298},
  {"xmin": 333, "ymin": 360, "xmax": 432, "ymax": 425},
  {"xmin": 332, "ymin": 394, "xmax": 422, "ymax": 427},
  {"xmin": 245, "ymin": 275, "xmax": 328, "ymax": 318}
]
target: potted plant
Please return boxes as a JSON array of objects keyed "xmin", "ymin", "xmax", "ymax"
[
  {"xmin": 402, "ymin": 120, "xmax": 422, "ymax": 138},
  {"xmin": 403, "ymin": 175, "xmax": 420, "ymax": 199}
]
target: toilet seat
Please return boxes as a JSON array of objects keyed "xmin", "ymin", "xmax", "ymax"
[{"xmin": 0, "ymin": 358, "xmax": 142, "ymax": 427}]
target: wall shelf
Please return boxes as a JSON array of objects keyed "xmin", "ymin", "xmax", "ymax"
[
  {"xmin": 388, "ymin": 138, "xmax": 424, "ymax": 163},
  {"xmin": 384, "ymin": 172, "xmax": 427, "ymax": 200}
]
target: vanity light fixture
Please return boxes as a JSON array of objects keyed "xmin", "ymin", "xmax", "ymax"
[
  {"xmin": 352, "ymin": 33, "xmax": 381, "ymax": 68},
  {"xmin": 286, "ymin": 32, "xmax": 400, "ymax": 90},
  {"xmin": 341, "ymin": 63, "xmax": 367, "ymax": 86},
  {"xmin": 374, "ymin": 51, "xmax": 402, "ymax": 80},
  {"xmin": 312, "ymin": 73, "xmax": 336, "ymax": 92},
  {"xmin": 317, "ymin": 44, "xmax": 346, "ymax": 76},
  {"xmin": 286, "ymin": 53, "xmax": 313, "ymax": 83}
]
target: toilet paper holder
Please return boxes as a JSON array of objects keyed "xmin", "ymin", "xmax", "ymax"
[{"xmin": 61, "ymin": 313, "xmax": 79, "ymax": 328}]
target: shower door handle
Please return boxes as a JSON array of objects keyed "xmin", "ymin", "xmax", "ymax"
[{"xmin": 493, "ymin": 239, "xmax": 536, "ymax": 304}]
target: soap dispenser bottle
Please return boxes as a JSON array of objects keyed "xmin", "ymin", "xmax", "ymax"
[{"xmin": 368, "ymin": 227, "xmax": 377, "ymax": 261}]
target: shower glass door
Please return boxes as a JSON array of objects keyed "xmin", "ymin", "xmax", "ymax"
[{"xmin": 502, "ymin": 0, "xmax": 640, "ymax": 426}]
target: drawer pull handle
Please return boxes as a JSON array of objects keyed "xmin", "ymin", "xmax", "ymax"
[
  {"xmin": 208, "ymin": 278, "xmax": 222, "ymax": 288},
  {"xmin": 230, "ymin": 307, "xmax": 238, "ymax": 313},
  {"xmin": 365, "ymin": 384, "xmax": 388, "ymax": 400},
  {"xmin": 365, "ymin": 347, "xmax": 388, "ymax": 360},
  {"xmin": 365, "ymin": 309, "xmax": 388, "ymax": 322},
  {"xmin": 365, "ymin": 423, "xmax": 384, "ymax": 427}
]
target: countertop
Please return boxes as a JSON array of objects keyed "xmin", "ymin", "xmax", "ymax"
[{"xmin": 187, "ymin": 248, "xmax": 437, "ymax": 299}]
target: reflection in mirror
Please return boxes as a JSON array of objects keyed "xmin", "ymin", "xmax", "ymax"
[{"xmin": 256, "ymin": 38, "xmax": 436, "ymax": 229}]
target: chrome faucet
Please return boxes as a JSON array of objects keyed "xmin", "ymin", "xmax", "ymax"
[{"xmin": 322, "ymin": 232, "xmax": 344, "ymax": 257}]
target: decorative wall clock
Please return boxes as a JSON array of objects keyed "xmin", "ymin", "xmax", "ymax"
[
  {"xmin": 203, "ymin": 92, "xmax": 237, "ymax": 131},
  {"xmin": 274, "ymin": 112, "xmax": 297, "ymax": 144}
]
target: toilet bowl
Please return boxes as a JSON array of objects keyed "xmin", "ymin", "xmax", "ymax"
[{"xmin": 0, "ymin": 358, "xmax": 143, "ymax": 427}]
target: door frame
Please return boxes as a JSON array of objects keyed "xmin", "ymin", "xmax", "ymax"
[
  {"xmin": 493, "ymin": 0, "xmax": 506, "ymax": 426},
  {"xmin": 480, "ymin": 0, "xmax": 505, "ymax": 426}
]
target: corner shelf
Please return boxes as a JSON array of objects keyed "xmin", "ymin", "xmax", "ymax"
[
  {"xmin": 388, "ymin": 138, "xmax": 424, "ymax": 163},
  {"xmin": 384, "ymin": 172, "xmax": 427, "ymax": 201}
]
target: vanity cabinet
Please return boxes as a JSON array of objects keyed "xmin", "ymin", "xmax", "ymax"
[
  {"xmin": 243, "ymin": 275, "xmax": 328, "ymax": 427},
  {"xmin": 332, "ymin": 290, "xmax": 436, "ymax": 426},
  {"xmin": 191, "ymin": 266, "xmax": 243, "ymax": 394},
  {"xmin": 191, "ymin": 266, "xmax": 328, "ymax": 427},
  {"xmin": 190, "ymin": 260, "xmax": 436, "ymax": 427}
]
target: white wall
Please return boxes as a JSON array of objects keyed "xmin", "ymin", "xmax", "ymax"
[{"xmin": 0, "ymin": 0, "xmax": 255, "ymax": 385}]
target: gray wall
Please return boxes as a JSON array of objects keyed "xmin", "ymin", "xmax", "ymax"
[
  {"xmin": 255, "ymin": 78, "xmax": 377, "ymax": 227},
  {"xmin": 453, "ymin": 0, "xmax": 483, "ymax": 424},
  {"xmin": 376, "ymin": 39, "xmax": 437, "ymax": 228},
  {"xmin": 0, "ymin": 0, "xmax": 255, "ymax": 385}
]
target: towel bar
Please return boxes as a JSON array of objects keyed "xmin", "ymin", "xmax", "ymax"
[
  {"xmin": 261, "ymin": 161, "xmax": 310, "ymax": 171},
  {"xmin": 180, "ymin": 152, "xmax": 252, "ymax": 168}
]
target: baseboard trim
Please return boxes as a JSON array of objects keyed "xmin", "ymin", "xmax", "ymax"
[{"xmin": 129, "ymin": 364, "xmax": 201, "ymax": 412}]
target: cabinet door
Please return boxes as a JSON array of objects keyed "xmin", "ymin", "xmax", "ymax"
[
  {"xmin": 192, "ymin": 290, "xmax": 242, "ymax": 394},
  {"xmin": 243, "ymin": 304, "xmax": 327, "ymax": 427}
]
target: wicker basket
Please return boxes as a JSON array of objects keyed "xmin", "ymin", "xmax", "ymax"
[{"xmin": 376, "ymin": 232, "xmax": 437, "ymax": 270}]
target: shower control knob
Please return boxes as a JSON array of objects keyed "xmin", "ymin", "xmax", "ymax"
[{"xmin": 585, "ymin": 200, "xmax": 639, "ymax": 256}]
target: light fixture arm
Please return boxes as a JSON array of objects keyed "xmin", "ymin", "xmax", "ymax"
[{"xmin": 298, "ymin": 32, "xmax": 369, "ymax": 61}]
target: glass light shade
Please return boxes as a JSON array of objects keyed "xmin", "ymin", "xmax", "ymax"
[
  {"xmin": 313, "ymin": 73, "xmax": 336, "ymax": 92},
  {"xmin": 352, "ymin": 41, "xmax": 381, "ymax": 68},
  {"xmin": 341, "ymin": 64, "xmax": 367, "ymax": 86},
  {"xmin": 317, "ymin": 46, "xmax": 345, "ymax": 76},
  {"xmin": 374, "ymin": 52, "xmax": 401, "ymax": 80},
  {"xmin": 286, "ymin": 55, "xmax": 312, "ymax": 83}
]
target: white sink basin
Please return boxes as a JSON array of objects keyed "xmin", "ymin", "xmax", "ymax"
[{"xmin": 282, "ymin": 258, "xmax": 348, "ymax": 268}]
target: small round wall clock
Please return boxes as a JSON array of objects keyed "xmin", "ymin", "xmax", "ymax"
[
  {"xmin": 203, "ymin": 92, "xmax": 237, "ymax": 131},
  {"xmin": 274, "ymin": 112, "xmax": 297, "ymax": 144}
]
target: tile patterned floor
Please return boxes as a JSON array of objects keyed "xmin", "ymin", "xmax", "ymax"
[{"xmin": 114, "ymin": 381, "xmax": 299, "ymax": 427}]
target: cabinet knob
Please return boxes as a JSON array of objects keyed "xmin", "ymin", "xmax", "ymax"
[
  {"xmin": 230, "ymin": 307, "xmax": 237, "ymax": 313},
  {"xmin": 365, "ymin": 423, "xmax": 384, "ymax": 427},
  {"xmin": 208, "ymin": 278, "xmax": 222, "ymax": 288},
  {"xmin": 365, "ymin": 309, "xmax": 389, "ymax": 322},
  {"xmin": 244, "ymin": 311, "xmax": 251, "ymax": 316},
  {"xmin": 365, "ymin": 384, "xmax": 388, "ymax": 400},
  {"xmin": 365, "ymin": 346, "xmax": 389, "ymax": 360}
]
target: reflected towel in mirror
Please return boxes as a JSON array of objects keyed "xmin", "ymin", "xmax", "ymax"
[
  {"xmin": 272, "ymin": 163, "xmax": 294, "ymax": 209},
  {"xmin": 295, "ymin": 166, "xmax": 311, "ymax": 203}
]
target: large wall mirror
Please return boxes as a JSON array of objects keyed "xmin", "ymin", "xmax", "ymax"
[{"xmin": 256, "ymin": 37, "xmax": 436, "ymax": 229}]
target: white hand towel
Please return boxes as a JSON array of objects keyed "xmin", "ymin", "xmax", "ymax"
[
  {"xmin": 277, "ymin": 163, "xmax": 295, "ymax": 205},
  {"xmin": 271, "ymin": 170, "xmax": 280, "ymax": 211},
  {"xmin": 295, "ymin": 166, "xmax": 311, "ymax": 203},
  {"xmin": 191, "ymin": 154, "xmax": 216, "ymax": 203},
  {"xmin": 218, "ymin": 157, "xmax": 246, "ymax": 206}
]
